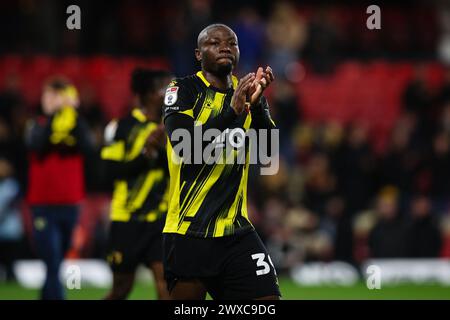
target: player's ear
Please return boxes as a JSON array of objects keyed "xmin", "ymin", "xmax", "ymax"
[{"xmin": 195, "ymin": 48, "xmax": 202, "ymax": 62}]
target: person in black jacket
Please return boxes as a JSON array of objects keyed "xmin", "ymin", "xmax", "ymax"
[{"xmin": 405, "ymin": 195, "xmax": 442, "ymax": 258}]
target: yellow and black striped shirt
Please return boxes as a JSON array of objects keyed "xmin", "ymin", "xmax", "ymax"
[
  {"xmin": 162, "ymin": 71, "xmax": 276, "ymax": 237},
  {"xmin": 101, "ymin": 108, "xmax": 169, "ymax": 222}
]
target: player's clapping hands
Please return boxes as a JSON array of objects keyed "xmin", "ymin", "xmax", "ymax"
[
  {"xmin": 248, "ymin": 66, "xmax": 274, "ymax": 106},
  {"xmin": 231, "ymin": 72, "xmax": 255, "ymax": 115},
  {"xmin": 231, "ymin": 66, "xmax": 274, "ymax": 115}
]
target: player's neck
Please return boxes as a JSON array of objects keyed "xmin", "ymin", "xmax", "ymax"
[
  {"xmin": 202, "ymin": 70, "xmax": 232, "ymax": 91},
  {"xmin": 141, "ymin": 106, "xmax": 158, "ymax": 122}
]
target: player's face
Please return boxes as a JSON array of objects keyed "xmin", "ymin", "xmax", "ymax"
[
  {"xmin": 198, "ymin": 27, "xmax": 240, "ymax": 76},
  {"xmin": 145, "ymin": 76, "xmax": 172, "ymax": 117},
  {"xmin": 41, "ymin": 87, "xmax": 64, "ymax": 115}
]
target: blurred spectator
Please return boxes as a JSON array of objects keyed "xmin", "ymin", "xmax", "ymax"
[
  {"xmin": 437, "ymin": 4, "xmax": 450, "ymax": 64},
  {"xmin": 378, "ymin": 114, "xmax": 423, "ymax": 194},
  {"xmin": 319, "ymin": 195, "xmax": 353, "ymax": 262},
  {"xmin": 352, "ymin": 209, "xmax": 377, "ymax": 263},
  {"xmin": 232, "ymin": 6, "xmax": 265, "ymax": 74},
  {"xmin": 270, "ymin": 79, "xmax": 300, "ymax": 164},
  {"xmin": 404, "ymin": 195, "xmax": 442, "ymax": 257},
  {"xmin": 276, "ymin": 206, "xmax": 328, "ymax": 268},
  {"xmin": 429, "ymin": 131, "xmax": 450, "ymax": 200},
  {"xmin": 335, "ymin": 123, "xmax": 376, "ymax": 215},
  {"xmin": 166, "ymin": 0, "xmax": 212, "ymax": 76},
  {"xmin": 0, "ymin": 73, "xmax": 23, "ymax": 125},
  {"xmin": 266, "ymin": 1, "xmax": 307, "ymax": 77},
  {"xmin": 402, "ymin": 65, "xmax": 434, "ymax": 137},
  {"xmin": 0, "ymin": 95, "xmax": 26, "ymax": 281},
  {"xmin": 440, "ymin": 103, "xmax": 450, "ymax": 134},
  {"xmin": 440, "ymin": 213, "xmax": 450, "ymax": 257},
  {"xmin": 436, "ymin": 68, "xmax": 450, "ymax": 108},
  {"xmin": 25, "ymin": 77, "xmax": 95, "ymax": 299},
  {"xmin": 303, "ymin": 6, "xmax": 339, "ymax": 74},
  {"xmin": 368, "ymin": 186, "xmax": 407, "ymax": 258},
  {"xmin": 302, "ymin": 153, "xmax": 337, "ymax": 216},
  {"xmin": 0, "ymin": 157, "xmax": 22, "ymax": 281}
]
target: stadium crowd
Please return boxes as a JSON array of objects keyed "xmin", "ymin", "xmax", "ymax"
[{"xmin": 1, "ymin": 0, "xmax": 450, "ymax": 280}]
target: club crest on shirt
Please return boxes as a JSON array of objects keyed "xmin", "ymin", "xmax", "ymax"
[{"xmin": 165, "ymin": 86, "xmax": 179, "ymax": 106}]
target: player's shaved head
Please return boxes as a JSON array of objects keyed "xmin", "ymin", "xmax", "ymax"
[
  {"xmin": 197, "ymin": 23, "xmax": 236, "ymax": 47},
  {"xmin": 195, "ymin": 23, "xmax": 240, "ymax": 77}
]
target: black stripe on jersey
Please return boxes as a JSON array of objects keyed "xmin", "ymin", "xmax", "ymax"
[
  {"xmin": 195, "ymin": 90, "xmax": 215, "ymax": 120},
  {"xmin": 126, "ymin": 174, "xmax": 147, "ymax": 205},
  {"xmin": 130, "ymin": 173, "xmax": 168, "ymax": 218},
  {"xmin": 179, "ymin": 164, "xmax": 205, "ymax": 204},
  {"xmin": 187, "ymin": 162, "xmax": 244, "ymax": 236},
  {"xmin": 213, "ymin": 93, "xmax": 227, "ymax": 117},
  {"xmin": 176, "ymin": 163, "xmax": 218, "ymax": 230}
]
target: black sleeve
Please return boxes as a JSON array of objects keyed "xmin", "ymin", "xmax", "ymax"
[
  {"xmin": 103, "ymin": 154, "xmax": 156, "ymax": 180},
  {"xmin": 250, "ymin": 96, "xmax": 278, "ymax": 157},
  {"xmin": 100, "ymin": 119, "xmax": 160, "ymax": 181},
  {"xmin": 24, "ymin": 118, "xmax": 52, "ymax": 152},
  {"xmin": 250, "ymin": 96, "xmax": 276, "ymax": 130}
]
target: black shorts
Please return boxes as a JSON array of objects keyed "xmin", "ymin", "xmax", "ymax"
[
  {"xmin": 163, "ymin": 230, "xmax": 281, "ymax": 300},
  {"xmin": 106, "ymin": 219, "xmax": 164, "ymax": 273}
]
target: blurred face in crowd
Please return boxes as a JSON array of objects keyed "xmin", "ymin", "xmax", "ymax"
[
  {"xmin": 195, "ymin": 25, "xmax": 240, "ymax": 77},
  {"xmin": 348, "ymin": 123, "xmax": 369, "ymax": 148},
  {"xmin": 441, "ymin": 104, "xmax": 450, "ymax": 132},
  {"xmin": 433, "ymin": 132, "xmax": 449, "ymax": 156},
  {"xmin": 0, "ymin": 118, "xmax": 10, "ymax": 142},
  {"xmin": 0, "ymin": 157, "xmax": 13, "ymax": 179},
  {"xmin": 141, "ymin": 75, "xmax": 172, "ymax": 118},
  {"xmin": 325, "ymin": 196, "xmax": 345, "ymax": 219},
  {"xmin": 411, "ymin": 196, "xmax": 431, "ymax": 218},
  {"xmin": 41, "ymin": 86, "xmax": 64, "ymax": 116},
  {"xmin": 376, "ymin": 194, "xmax": 398, "ymax": 220}
]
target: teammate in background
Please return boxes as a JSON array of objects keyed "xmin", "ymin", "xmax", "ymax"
[
  {"xmin": 25, "ymin": 77, "xmax": 95, "ymax": 300},
  {"xmin": 102, "ymin": 68, "xmax": 171, "ymax": 300},
  {"xmin": 162, "ymin": 24, "xmax": 280, "ymax": 299}
]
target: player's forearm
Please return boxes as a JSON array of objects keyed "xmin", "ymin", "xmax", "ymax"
[
  {"xmin": 250, "ymin": 96, "xmax": 276, "ymax": 130},
  {"xmin": 103, "ymin": 155, "xmax": 154, "ymax": 179}
]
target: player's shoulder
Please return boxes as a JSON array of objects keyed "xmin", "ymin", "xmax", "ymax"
[
  {"xmin": 169, "ymin": 74, "xmax": 200, "ymax": 88},
  {"xmin": 104, "ymin": 112, "xmax": 137, "ymax": 143},
  {"xmin": 164, "ymin": 74, "xmax": 202, "ymax": 109},
  {"xmin": 167, "ymin": 74, "xmax": 204, "ymax": 96}
]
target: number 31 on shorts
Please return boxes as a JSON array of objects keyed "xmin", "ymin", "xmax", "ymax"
[{"xmin": 251, "ymin": 253, "xmax": 277, "ymax": 276}]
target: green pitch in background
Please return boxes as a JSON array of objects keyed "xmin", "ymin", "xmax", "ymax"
[{"xmin": 1, "ymin": 278, "xmax": 450, "ymax": 300}]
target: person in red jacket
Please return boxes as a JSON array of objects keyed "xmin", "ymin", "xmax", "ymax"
[{"xmin": 25, "ymin": 77, "xmax": 94, "ymax": 300}]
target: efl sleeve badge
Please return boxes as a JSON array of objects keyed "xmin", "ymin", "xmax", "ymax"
[{"xmin": 164, "ymin": 86, "xmax": 179, "ymax": 106}]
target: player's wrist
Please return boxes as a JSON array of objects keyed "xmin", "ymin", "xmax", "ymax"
[
  {"xmin": 229, "ymin": 104, "xmax": 242, "ymax": 116},
  {"xmin": 141, "ymin": 144, "xmax": 157, "ymax": 159},
  {"xmin": 250, "ymin": 96, "xmax": 264, "ymax": 113}
]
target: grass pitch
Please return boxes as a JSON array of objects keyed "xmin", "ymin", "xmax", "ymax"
[{"xmin": 1, "ymin": 277, "xmax": 450, "ymax": 300}]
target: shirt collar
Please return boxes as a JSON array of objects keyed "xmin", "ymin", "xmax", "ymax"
[{"xmin": 196, "ymin": 71, "xmax": 238, "ymax": 90}]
